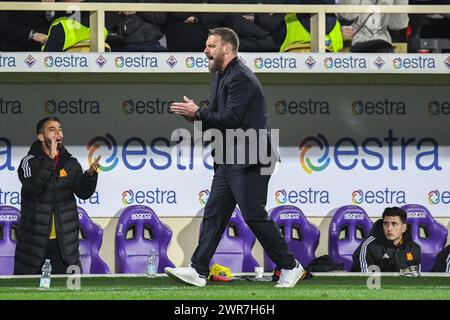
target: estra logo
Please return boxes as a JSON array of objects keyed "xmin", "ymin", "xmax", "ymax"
[
  {"xmin": 0, "ymin": 97, "xmax": 22, "ymax": 114},
  {"xmin": 199, "ymin": 189, "xmax": 210, "ymax": 205},
  {"xmin": 87, "ymin": 133, "xmax": 211, "ymax": 172},
  {"xmin": 121, "ymin": 188, "xmax": 177, "ymax": 205},
  {"xmin": 254, "ymin": 56, "xmax": 297, "ymax": 70},
  {"xmin": 0, "ymin": 54, "xmax": 17, "ymax": 68},
  {"xmin": 428, "ymin": 190, "xmax": 450, "ymax": 205},
  {"xmin": 275, "ymin": 188, "xmax": 330, "ymax": 204},
  {"xmin": 0, "ymin": 137, "xmax": 14, "ymax": 171},
  {"xmin": 121, "ymin": 99, "xmax": 174, "ymax": 115},
  {"xmin": 185, "ymin": 56, "xmax": 209, "ymax": 69},
  {"xmin": 275, "ymin": 99, "xmax": 330, "ymax": 115},
  {"xmin": 44, "ymin": 99, "xmax": 101, "ymax": 115},
  {"xmin": 427, "ymin": 101, "xmax": 450, "ymax": 115},
  {"xmin": 324, "ymin": 56, "xmax": 367, "ymax": 69},
  {"xmin": 0, "ymin": 188, "xmax": 20, "ymax": 205},
  {"xmin": 392, "ymin": 56, "xmax": 436, "ymax": 69},
  {"xmin": 299, "ymin": 130, "xmax": 441, "ymax": 174},
  {"xmin": 114, "ymin": 55, "xmax": 158, "ymax": 68},
  {"xmin": 44, "ymin": 55, "xmax": 88, "ymax": 68},
  {"xmin": 352, "ymin": 188, "xmax": 406, "ymax": 205},
  {"xmin": 351, "ymin": 99, "xmax": 407, "ymax": 116}
]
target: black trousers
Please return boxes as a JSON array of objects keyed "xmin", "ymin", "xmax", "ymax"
[
  {"xmin": 191, "ymin": 164, "xmax": 296, "ymax": 276},
  {"xmin": 43, "ymin": 239, "xmax": 69, "ymax": 274}
]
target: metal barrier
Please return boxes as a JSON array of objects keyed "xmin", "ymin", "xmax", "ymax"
[{"xmin": 1, "ymin": 2, "xmax": 450, "ymax": 52}]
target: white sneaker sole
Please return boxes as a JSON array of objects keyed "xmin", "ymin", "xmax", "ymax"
[
  {"xmin": 274, "ymin": 270, "xmax": 307, "ymax": 288},
  {"xmin": 164, "ymin": 267, "xmax": 206, "ymax": 287}
]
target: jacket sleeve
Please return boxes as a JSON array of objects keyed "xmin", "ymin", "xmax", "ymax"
[
  {"xmin": 199, "ymin": 75, "xmax": 254, "ymax": 131},
  {"xmin": 72, "ymin": 161, "xmax": 98, "ymax": 200},
  {"xmin": 17, "ymin": 155, "xmax": 54, "ymax": 195},
  {"xmin": 351, "ymin": 237, "xmax": 378, "ymax": 272}
]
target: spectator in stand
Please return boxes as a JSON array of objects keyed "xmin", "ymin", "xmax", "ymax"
[
  {"xmin": 208, "ymin": 0, "xmax": 281, "ymax": 52},
  {"xmin": 337, "ymin": 0, "xmax": 409, "ymax": 53},
  {"xmin": 162, "ymin": 0, "xmax": 225, "ymax": 52},
  {"xmin": 2, "ymin": 0, "xmax": 51, "ymax": 51},
  {"xmin": 117, "ymin": 0, "xmax": 167, "ymax": 52}
]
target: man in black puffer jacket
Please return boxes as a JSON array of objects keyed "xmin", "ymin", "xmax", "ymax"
[
  {"xmin": 352, "ymin": 207, "xmax": 421, "ymax": 276},
  {"xmin": 14, "ymin": 117, "xmax": 101, "ymax": 275}
]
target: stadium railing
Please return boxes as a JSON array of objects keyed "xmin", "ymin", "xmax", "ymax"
[{"xmin": 1, "ymin": 2, "xmax": 450, "ymax": 53}]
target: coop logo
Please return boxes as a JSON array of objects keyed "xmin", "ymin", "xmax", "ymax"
[
  {"xmin": 0, "ymin": 214, "xmax": 18, "ymax": 222},
  {"xmin": 275, "ymin": 188, "xmax": 330, "ymax": 204},
  {"xmin": 428, "ymin": 101, "xmax": 450, "ymax": 115},
  {"xmin": 185, "ymin": 56, "xmax": 209, "ymax": 68},
  {"xmin": 407, "ymin": 211, "xmax": 426, "ymax": 218},
  {"xmin": 275, "ymin": 189, "xmax": 288, "ymax": 205},
  {"xmin": 254, "ymin": 56, "xmax": 297, "ymax": 69},
  {"xmin": 392, "ymin": 56, "xmax": 436, "ymax": 69},
  {"xmin": 324, "ymin": 56, "xmax": 367, "ymax": 69},
  {"xmin": 44, "ymin": 55, "xmax": 88, "ymax": 68},
  {"xmin": 351, "ymin": 188, "xmax": 406, "ymax": 205},
  {"xmin": 351, "ymin": 99, "xmax": 406, "ymax": 115},
  {"xmin": 428, "ymin": 190, "xmax": 450, "ymax": 205},
  {"xmin": 0, "ymin": 55, "xmax": 16, "ymax": 68},
  {"xmin": 280, "ymin": 213, "xmax": 300, "ymax": 220},
  {"xmin": 444, "ymin": 56, "xmax": 450, "ymax": 69},
  {"xmin": 275, "ymin": 99, "xmax": 330, "ymax": 115},
  {"xmin": 344, "ymin": 213, "xmax": 365, "ymax": 220},
  {"xmin": 299, "ymin": 134, "xmax": 330, "ymax": 174},
  {"xmin": 44, "ymin": 99, "xmax": 100, "ymax": 115},
  {"xmin": 87, "ymin": 133, "xmax": 119, "ymax": 172},
  {"xmin": 121, "ymin": 188, "xmax": 177, "ymax": 205},
  {"xmin": 121, "ymin": 99, "xmax": 174, "ymax": 115},
  {"xmin": 114, "ymin": 55, "xmax": 158, "ymax": 68},
  {"xmin": 199, "ymin": 189, "xmax": 210, "ymax": 205},
  {"xmin": 298, "ymin": 130, "xmax": 441, "ymax": 174},
  {"xmin": 0, "ymin": 98, "xmax": 22, "ymax": 114},
  {"xmin": 131, "ymin": 213, "xmax": 153, "ymax": 220}
]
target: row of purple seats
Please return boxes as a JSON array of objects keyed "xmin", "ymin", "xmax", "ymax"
[
  {"xmin": 0, "ymin": 203, "xmax": 448, "ymax": 275},
  {"xmin": 0, "ymin": 205, "xmax": 110, "ymax": 275}
]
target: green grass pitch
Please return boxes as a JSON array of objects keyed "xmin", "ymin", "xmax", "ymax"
[{"xmin": 1, "ymin": 275, "xmax": 450, "ymax": 300}]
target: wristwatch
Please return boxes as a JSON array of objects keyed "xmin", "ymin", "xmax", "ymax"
[{"xmin": 194, "ymin": 107, "xmax": 203, "ymax": 120}]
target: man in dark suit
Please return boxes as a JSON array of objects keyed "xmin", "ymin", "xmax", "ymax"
[{"xmin": 165, "ymin": 27, "xmax": 305, "ymax": 288}]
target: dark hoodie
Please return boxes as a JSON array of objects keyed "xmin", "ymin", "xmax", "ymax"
[
  {"xmin": 14, "ymin": 140, "xmax": 97, "ymax": 275},
  {"xmin": 351, "ymin": 219, "xmax": 421, "ymax": 272}
]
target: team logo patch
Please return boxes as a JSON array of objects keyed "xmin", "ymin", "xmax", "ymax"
[{"xmin": 59, "ymin": 169, "xmax": 68, "ymax": 178}]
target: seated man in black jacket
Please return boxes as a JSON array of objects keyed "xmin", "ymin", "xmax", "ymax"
[
  {"xmin": 352, "ymin": 207, "xmax": 421, "ymax": 276},
  {"xmin": 431, "ymin": 245, "xmax": 450, "ymax": 272}
]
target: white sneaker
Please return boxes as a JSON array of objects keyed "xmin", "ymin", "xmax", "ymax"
[
  {"xmin": 164, "ymin": 266, "xmax": 207, "ymax": 287},
  {"xmin": 274, "ymin": 261, "xmax": 306, "ymax": 288}
]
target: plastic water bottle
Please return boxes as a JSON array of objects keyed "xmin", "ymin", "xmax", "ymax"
[
  {"xmin": 146, "ymin": 249, "xmax": 157, "ymax": 278},
  {"xmin": 39, "ymin": 259, "xmax": 52, "ymax": 289}
]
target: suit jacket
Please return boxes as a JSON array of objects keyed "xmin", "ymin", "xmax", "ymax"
[{"xmin": 199, "ymin": 57, "xmax": 278, "ymax": 168}]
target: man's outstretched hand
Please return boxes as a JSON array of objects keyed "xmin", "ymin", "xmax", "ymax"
[
  {"xmin": 86, "ymin": 156, "xmax": 101, "ymax": 176},
  {"xmin": 170, "ymin": 96, "xmax": 199, "ymax": 120}
]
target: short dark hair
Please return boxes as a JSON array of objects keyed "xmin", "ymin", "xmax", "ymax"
[
  {"xmin": 382, "ymin": 207, "xmax": 407, "ymax": 224},
  {"xmin": 208, "ymin": 27, "xmax": 239, "ymax": 52},
  {"xmin": 36, "ymin": 116, "xmax": 61, "ymax": 135}
]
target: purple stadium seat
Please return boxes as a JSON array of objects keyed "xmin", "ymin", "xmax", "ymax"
[
  {"xmin": 264, "ymin": 205, "xmax": 320, "ymax": 272},
  {"xmin": 328, "ymin": 205, "xmax": 373, "ymax": 271},
  {"xmin": 77, "ymin": 207, "xmax": 110, "ymax": 274},
  {"xmin": 0, "ymin": 206, "xmax": 20, "ymax": 275},
  {"xmin": 201, "ymin": 207, "xmax": 260, "ymax": 273},
  {"xmin": 115, "ymin": 205, "xmax": 175, "ymax": 273},
  {"xmin": 401, "ymin": 204, "xmax": 448, "ymax": 272}
]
